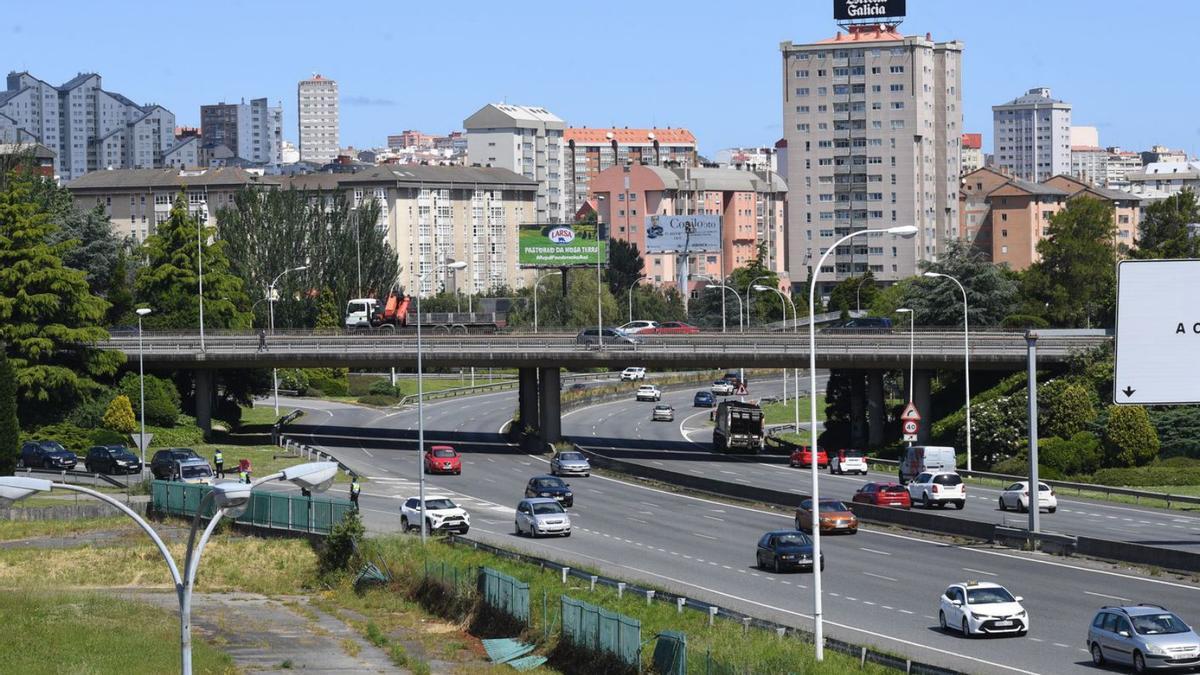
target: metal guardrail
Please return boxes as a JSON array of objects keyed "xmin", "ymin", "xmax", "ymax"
[
  {"xmin": 397, "ymin": 379, "xmax": 519, "ymax": 407},
  {"xmin": 13, "ymin": 467, "xmax": 127, "ymax": 489}
]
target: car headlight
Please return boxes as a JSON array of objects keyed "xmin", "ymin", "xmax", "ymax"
[
  {"xmin": 1143, "ymin": 643, "xmax": 1169, "ymax": 656},
  {"xmin": 565, "ymin": 492, "xmax": 572, "ymax": 497},
  {"xmin": 970, "ymin": 612, "xmax": 987, "ymax": 620},
  {"xmin": 539, "ymin": 492, "xmax": 550, "ymax": 497}
]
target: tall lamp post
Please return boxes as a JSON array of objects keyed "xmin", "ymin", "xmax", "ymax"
[
  {"xmin": 924, "ymin": 272, "xmax": 972, "ymax": 471},
  {"xmin": 533, "ymin": 270, "xmax": 562, "ymax": 333},
  {"xmin": 135, "ymin": 308, "xmax": 152, "ymax": 470},
  {"xmin": 269, "ymin": 265, "xmax": 309, "ymax": 415},
  {"xmin": 754, "ymin": 284, "xmax": 802, "ymax": 435},
  {"xmin": 895, "ymin": 307, "xmax": 915, "ymax": 408},
  {"xmin": 744, "ymin": 274, "xmax": 772, "ymax": 330},
  {"xmin": 807, "ymin": 225, "xmax": 917, "ymax": 660},
  {"xmin": 595, "ymin": 195, "xmax": 606, "ymax": 349},
  {"xmin": 197, "ymin": 220, "xmax": 206, "ymax": 352},
  {"xmin": 855, "ymin": 275, "xmax": 873, "ymax": 314},
  {"xmin": 693, "ymin": 274, "xmax": 743, "ymax": 333},
  {"xmin": 415, "ymin": 259, "xmax": 467, "ymax": 543},
  {"xmin": 628, "ymin": 274, "xmax": 649, "ymax": 324}
]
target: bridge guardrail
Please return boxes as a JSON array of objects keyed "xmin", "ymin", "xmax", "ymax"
[{"xmin": 13, "ymin": 467, "xmax": 128, "ymax": 489}]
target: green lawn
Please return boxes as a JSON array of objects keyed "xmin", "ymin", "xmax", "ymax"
[
  {"xmin": 0, "ymin": 517, "xmax": 135, "ymax": 543},
  {"xmin": 188, "ymin": 444, "xmax": 355, "ymax": 484},
  {"xmin": 762, "ymin": 395, "xmax": 826, "ymax": 425},
  {"xmin": 0, "ymin": 590, "xmax": 235, "ymax": 674}
]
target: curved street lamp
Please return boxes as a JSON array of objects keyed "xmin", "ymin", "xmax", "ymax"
[
  {"xmin": 136, "ymin": 307, "xmax": 152, "ymax": 470},
  {"xmin": 806, "ymin": 224, "xmax": 917, "ymax": 660},
  {"xmin": 533, "ymin": 270, "xmax": 563, "ymax": 333},
  {"xmin": 754, "ymin": 284, "xmax": 802, "ymax": 434},
  {"xmin": 270, "ymin": 265, "xmax": 309, "ymax": 415},
  {"xmin": 692, "ymin": 274, "xmax": 743, "ymax": 333},
  {"xmin": 924, "ymin": 271, "xmax": 972, "ymax": 471}
]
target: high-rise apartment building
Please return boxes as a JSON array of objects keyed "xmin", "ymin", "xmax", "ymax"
[
  {"xmin": 961, "ymin": 133, "xmax": 983, "ymax": 174},
  {"xmin": 200, "ymin": 98, "xmax": 283, "ymax": 166},
  {"xmin": 1070, "ymin": 145, "xmax": 1107, "ymax": 186},
  {"xmin": 714, "ymin": 146, "xmax": 779, "ymax": 173},
  {"xmin": 780, "ymin": 26, "xmax": 963, "ymax": 292},
  {"xmin": 464, "ymin": 103, "xmax": 566, "ymax": 223},
  {"xmin": 564, "ymin": 127, "xmax": 697, "ymax": 216},
  {"xmin": 297, "ymin": 74, "xmax": 339, "ymax": 164},
  {"xmin": 1105, "ymin": 148, "xmax": 1143, "ymax": 190},
  {"xmin": 992, "ymin": 87, "xmax": 1072, "ymax": 183},
  {"xmin": 0, "ymin": 71, "xmax": 181, "ymax": 180}
]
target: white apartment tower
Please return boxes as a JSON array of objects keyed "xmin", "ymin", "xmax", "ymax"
[
  {"xmin": 464, "ymin": 103, "xmax": 566, "ymax": 223},
  {"xmin": 993, "ymin": 88, "xmax": 1072, "ymax": 182},
  {"xmin": 200, "ymin": 98, "xmax": 283, "ymax": 166},
  {"xmin": 0, "ymin": 71, "xmax": 179, "ymax": 180},
  {"xmin": 780, "ymin": 27, "xmax": 963, "ymax": 292},
  {"xmin": 297, "ymin": 74, "xmax": 339, "ymax": 164}
]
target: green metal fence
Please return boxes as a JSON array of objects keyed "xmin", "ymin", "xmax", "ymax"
[
  {"xmin": 151, "ymin": 480, "xmax": 353, "ymax": 535},
  {"xmin": 424, "ymin": 560, "xmax": 475, "ymax": 598},
  {"xmin": 478, "ymin": 566, "xmax": 530, "ymax": 625},
  {"xmin": 560, "ymin": 595, "xmax": 640, "ymax": 667}
]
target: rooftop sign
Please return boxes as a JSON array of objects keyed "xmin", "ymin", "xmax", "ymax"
[
  {"xmin": 834, "ymin": 0, "xmax": 906, "ymax": 21},
  {"xmin": 1113, "ymin": 259, "xmax": 1200, "ymax": 405}
]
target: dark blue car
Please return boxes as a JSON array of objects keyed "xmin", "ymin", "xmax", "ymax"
[
  {"xmin": 694, "ymin": 391, "xmax": 716, "ymax": 408},
  {"xmin": 755, "ymin": 530, "xmax": 824, "ymax": 573}
]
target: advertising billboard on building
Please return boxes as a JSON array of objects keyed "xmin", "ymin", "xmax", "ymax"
[
  {"xmin": 518, "ymin": 223, "xmax": 607, "ymax": 268},
  {"xmin": 643, "ymin": 215, "xmax": 722, "ymax": 254},
  {"xmin": 834, "ymin": 0, "xmax": 906, "ymax": 21}
]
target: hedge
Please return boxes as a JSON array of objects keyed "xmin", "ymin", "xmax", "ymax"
[{"xmin": 1090, "ymin": 466, "xmax": 1200, "ymax": 487}]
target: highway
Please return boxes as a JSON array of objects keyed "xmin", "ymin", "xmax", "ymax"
[{"xmin": 272, "ymin": 386, "xmax": 1200, "ymax": 675}]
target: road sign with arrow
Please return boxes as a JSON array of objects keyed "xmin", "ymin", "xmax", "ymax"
[
  {"xmin": 1114, "ymin": 259, "xmax": 1200, "ymax": 405},
  {"xmin": 901, "ymin": 401, "xmax": 920, "ymax": 442}
]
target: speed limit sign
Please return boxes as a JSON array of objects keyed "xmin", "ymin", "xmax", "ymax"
[{"xmin": 902, "ymin": 419, "xmax": 919, "ymax": 442}]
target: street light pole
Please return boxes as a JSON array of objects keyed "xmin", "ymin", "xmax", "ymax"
[
  {"xmin": 533, "ymin": 270, "xmax": 562, "ymax": 333},
  {"xmin": 755, "ymin": 284, "xmax": 801, "ymax": 434},
  {"xmin": 269, "ymin": 265, "xmax": 309, "ymax": 415},
  {"xmin": 896, "ymin": 308, "xmax": 915, "ymax": 406},
  {"xmin": 595, "ymin": 196, "xmax": 607, "ymax": 349},
  {"xmin": 924, "ymin": 272, "xmax": 972, "ymax": 471},
  {"xmin": 197, "ymin": 220, "xmax": 205, "ymax": 352},
  {"xmin": 807, "ymin": 225, "xmax": 917, "ymax": 661},
  {"xmin": 855, "ymin": 275, "xmax": 872, "ymax": 314},
  {"xmin": 135, "ymin": 308, "xmax": 152, "ymax": 470},
  {"xmin": 628, "ymin": 274, "xmax": 648, "ymax": 324}
]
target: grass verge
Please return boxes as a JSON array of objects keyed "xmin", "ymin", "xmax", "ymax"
[{"xmin": 0, "ymin": 516, "xmax": 136, "ymax": 542}]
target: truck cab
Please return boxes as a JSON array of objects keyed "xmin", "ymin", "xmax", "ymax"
[{"xmin": 345, "ymin": 298, "xmax": 377, "ymax": 329}]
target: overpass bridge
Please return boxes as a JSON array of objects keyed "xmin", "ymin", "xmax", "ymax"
[{"xmin": 96, "ymin": 329, "xmax": 1110, "ymax": 446}]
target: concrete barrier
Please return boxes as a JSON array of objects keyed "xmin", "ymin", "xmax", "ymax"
[
  {"xmin": 845, "ymin": 502, "xmax": 997, "ymax": 541},
  {"xmin": 1076, "ymin": 537, "xmax": 1200, "ymax": 574},
  {"xmin": 1, "ymin": 500, "xmax": 149, "ymax": 521}
]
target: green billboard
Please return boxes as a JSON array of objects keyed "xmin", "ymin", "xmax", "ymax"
[{"xmin": 518, "ymin": 223, "xmax": 607, "ymax": 268}]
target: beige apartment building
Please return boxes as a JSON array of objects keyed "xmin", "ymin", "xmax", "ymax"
[{"xmin": 780, "ymin": 26, "xmax": 963, "ymax": 294}]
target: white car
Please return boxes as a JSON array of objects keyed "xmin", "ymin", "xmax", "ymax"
[
  {"xmin": 830, "ymin": 450, "xmax": 868, "ymax": 475},
  {"xmin": 652, "ymin": 404, "xmax": 675, "ymax": 421},
  {"xmin": 711, "ymin": 380, "xmax": 735, "ymax": 396},
  {"xmin": 635, "ymin": 385, "xmax": 661, "ymax": 402},
  {"xmin": 618, "ymin": 320, "xmax": 659, "ymax": 334},
  {"xmin": 907, "ymin": 471, "xmax": 966, "ymax": 509},
  {"xmin": 939, "ymin": 581, "xmax": 1028, "ymax": 637},
  {"xmin": 620, "ymin": 367, "xmax": 646, "ymax": 381},
  {"xmin": 998, "ymin": 481, "xmax": 1057, "ymax": 513},
  {"xmin": 400, "ymin": 496, "xmax": 470, "ymax": 534}
]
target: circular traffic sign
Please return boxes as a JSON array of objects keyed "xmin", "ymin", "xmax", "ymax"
[{"xmin": 902, "ymin": 420, "xmax": 918, "ymax": 434}]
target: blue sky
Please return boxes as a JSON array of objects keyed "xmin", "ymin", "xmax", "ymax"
[{"xmin": 7, "ymin": 0, "xmax": 1199, "ymax": 158}]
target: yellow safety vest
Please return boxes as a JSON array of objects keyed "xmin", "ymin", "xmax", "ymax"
[{"xmin": 350, "ymin": 482, "xmax": 361, "ymax": 496}]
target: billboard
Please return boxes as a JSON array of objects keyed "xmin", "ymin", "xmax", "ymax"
[
  {"xmin": 518, "ymin": 223, "xmax": 607, "ymax": 268},
  {"xmin": 834, "ymin": 0, "xmax": 906, "ymax": 21},
  {"xmin": 643, "ymin": 215, "xmax": 722, "ymax": 254}
]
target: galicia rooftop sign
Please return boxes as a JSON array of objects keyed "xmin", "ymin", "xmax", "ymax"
[
  {"xmin": 834, "ymin": 0, "xmax": 906, "ymax": 22},
  {"xmin": 1114, "ymin": 259, "xmax": 1200, "ymax": 405}
]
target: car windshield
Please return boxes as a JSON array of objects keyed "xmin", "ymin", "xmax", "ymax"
[
  {"xmin": 39, "ymin": 442, "xmax": 67, "ymax": 453},
  {"xmin": 432, "ymin": 449, "xmax": 455, "ymax": 458},
  {"xmin": 532, "ymin": 502, "xmax": 565, "ymax": 515},
  {"xmin": 424, "ymin": 499, "xmax": 457, "ymax": 510},
  {"xmin": 842, "ymin": 450, "xmax": 864, "ymax": 458},
  {"xmin": 819, "ymin": 501, "xmax": 850, "ymax": 513},
  {"xmin": 966, "ymin": 587, "xmax": 1016, "ymax": 604},
  {"xmin": 656, "ymin": 405, "xmax": 671, "ymax": 410},
  {"xmin": 880, "ymin": 485, "xmax": 907, "ymax": 493},
  {"xmin": 558, "ymin": 453, "xmax": 584, "ymax": 462},
  {"xmin": 180, "ymin": 465, "xmax": 211, "ymax": 479},
  {"xmin": 775, "ymin": 533, "xmax": 812, "ymax": 546},
  {"xmin": 1132, "ymin": 613, "xmax": 1191, "ymax": 635},
  {"xmin": 535, "ymin": 478, "xmax": 565, "ymax": 489}
]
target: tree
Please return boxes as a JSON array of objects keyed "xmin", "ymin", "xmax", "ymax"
[
  {"xmin": 0, "ymin": 351, "xmax": 18, "ymax": 475},
  {"xmin": 827, "ymin": 272, "xmax": 878, "ymax": 316},
  {"xmin": 1020, "ymin": 197, "xmax": 1117, "ymax": 328},
  {"xmin": 1040, "ymin": 380, "xmax": 1096, "ymax": 440},
  {"xmin": 118, "ymin": 372, "xmax": 181, "ymax": 427},
  {"xmin": 961, "ymin": 393, "xmax": 1026, "ymax": 468},
  {"xmin": 102, "ymin": 394, "xmax": 137, "ymax": 434},
  {"xmin": 504, "ymin": 268, "xmax": 619, "ymax": 330},
  {"xmin": 49, "ymin": 204, "xmax": 124, "ymax": 292},
  {"xmin": 1133, "ymin": 189, "xmax": 1200, "ymax": 259},
  {"xmin": 1103, "ymin": 405, "xmax": 1160, "ymax": 468},
  {"xmin": 0, "ymin": 172, "xmax": 122, "ymax": 426},
  {"xmin": 1039, "ymin": 432, "xmax": 1103, "ymax": 476},
  {"xmin": 606, "ymin": 238, "xmax": 645, "ymax": 300},
  {"xmin": 897, "ymin": 239, "xmax": 1020, "ymax": 327},
  {"xmin": 106, "ymin": 247, "xmax": 135, "ymax": 326}
]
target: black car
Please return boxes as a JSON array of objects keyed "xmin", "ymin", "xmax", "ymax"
[
  {"xmin": 150, "ymin": 448, "xmax": 202, "ymax": 480},
  {"xmin": 524, "ymin": 475, "xmax": 574, "ymax": 507},
  {"xmin": 84, "ymin": 445, "xmax": 142, "ymax": 475},
  {"xmin": 755, "ymin": 530, "xmax": 824, "ymax": 573},
  {"xmin": 18, "ymin": 440, "xmax": 77, "ymax": 470}
]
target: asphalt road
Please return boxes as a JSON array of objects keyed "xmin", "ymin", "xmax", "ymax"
[{"xmin": 270, "ymin": 390, "xmax": 1200, "ymax": 675}]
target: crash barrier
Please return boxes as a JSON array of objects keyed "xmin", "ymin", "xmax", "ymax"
[
  {"xmin": 1, "ymin": 500, "xmax": 149, "ymax": 522},
  {"xmin": 150, "ymin": 480, "xmax": 353, "ymax": 535},
  {"xmin": 577, "ymin": 445, "xmax": 1200, "ymax": 575},
  {"xmin": 479, "ymin": 566, "xmax": 530, "ymax": 625},
  {"xmin": 560, "ymin": 595, "xmax": 641, "ymax": 668},
  {"xmin": 449, "ymin": 535, "xmax": 966, "ymax": 675},
  {"xmin": 12, "ymin": 466, "xmax": 127, "ymax": 489},
  {"xmin": 278, "ymin": 437, "xmax": 356, "ymax": 479}
]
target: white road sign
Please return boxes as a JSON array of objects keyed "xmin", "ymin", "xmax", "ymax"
[{"xmin": 1114, "ymin": 259, "xmax": 1200, "ymax": 405}]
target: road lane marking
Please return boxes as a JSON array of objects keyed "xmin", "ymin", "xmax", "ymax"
[
  {"xmin": 692, "ymin": 532, "xmax": 719, "ymax": 541},
  {"xmin": 864, "ymin": 572, "xmax": 898, "ymax": 582},
  {"xmin": 703, "ymin": 515, "xmax": 724, "ymax": 522},
  {"xmin": 962, "ymin": 567, "xmax": 997, "ymax": 577},
  {"xmin": 1085, "ymin": 591, "xmax": 1131, "ymax": 602},
  {"xmin": 860, "ymin": 547, "xmax": 891, "ymax": 556}
]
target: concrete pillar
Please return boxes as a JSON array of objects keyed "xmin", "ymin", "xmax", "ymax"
[
  {"xmin": 518, "ymin": 367, "xmax": 539, "ymax": 435},
  {"xmin": 538, "ymin": 367, "xmax": 562, "ymax": 445},
  {"xmin": 867, "ymin": 371, "xmax": 885, "ymax": 448},
  {"xmin": 849, "ymin": 372, "xmax": 867, "ymax": 449},
  {"xmin": 195, "ymin": 370, "xmax": 213, "ymax": 440},
  {"xmin": 914, "ymin": 370, "xmax": 933, "ymax": 443}
]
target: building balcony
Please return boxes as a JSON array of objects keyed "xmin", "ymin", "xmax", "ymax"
[{"xmin": 832, "ymin": 58, "xmax": 849, "ymax": 67}]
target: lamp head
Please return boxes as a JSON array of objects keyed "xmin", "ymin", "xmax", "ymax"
[
  {"xmin": 752, "ymin": 284, "xmax": 772, "ymax": 292},
  {"xmin": 895, "ymin": 307, "xmax": 913, "ymax": 314},
  {"xmin": 281, "ymin": 462, "xmax": 339, "ymax": 493},
  {"xmin": 922, "ymin": 272, "xmax": 944, "ymax": 279},
  {"xmin": 210, "ymin": 481, "xmax": 252, "ymax": 518},
  {"xmin": 294, "ymin": 265, "xmax": 309, "ymax": 272},
  {"xmin": 135, "ymin": 308, "xmax": 152, "ymax": 317},
  {"xmin": 0, "ymin": 476, "xmax": 52, "ymax": 507},
  {"xmin": 887, "ymin": 225, "xmax": 919, "ymax": 237},
  {"xmin": 446, "ymin": 260, "xmax": 467, "ymax": 271}
]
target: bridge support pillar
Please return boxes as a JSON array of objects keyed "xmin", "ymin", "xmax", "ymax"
[
  {"xmin": 914, "ymin": 369, "xmax": 933, "ymax": 444},
  {"xmin": 538, "ymin": 367, "xmax": 561, "ymax": 446},
  {"xmin": 867, "ymin": 371, "xmax": 885, "ymax": 448},
  {"xmin": 518, "ymin": 367, "xmax": 539, "ymax": 437},
  {"xmin": 195, "ymin": 370, "xmax": 213, "ymax": 441},
  {"xmin": 849, "ymin": 372, "xmax": 867, "ymax": 448}
]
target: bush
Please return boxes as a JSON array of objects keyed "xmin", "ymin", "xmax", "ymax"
[
  {"xmin": 1103, "ymin": 405, "xmax": 1160, "ymax": 468},
  {"xmin": 67, "ymin": 396, "xmax": 111, "ymax": 429},
  {"xmin": 1038, "ymin": 432, "xmax": 1102, "ymax": 476},
  {"xmin": 1150, "ymin": 406, "xmax": 1200, "ymax": 459},
  {"xmin": 118, "ymin": 372, "xmax": 181, "ymax": 427},
  {"xmin": 991, "ymin": 456, "xmax": 1064, "ymax": 481},
  {"xmin": 1091, "ymin": 466, "xmax": 1200, "ymax": 487},
  {"xmin": 26, "ymin": 422, "xmax": 94, "ymax": 453},
  {"xmin": 147, "ymin": 416, "xmax": 206, "ymax": 448},
  {"xmin": 102, "ymin": 395, "xmax": 137, "ymax": 434},
  {"xmin": 368, "ymin": 379, "xmax": 400, "ymax": 397},
  {"xmin": 1041, "ymin": 381, "xmax": 1096, "ymax": 440},
  {"xmin": 307, "ymin": 369, "xmax": 348, "ymax": 397},
  {"xmin": 90, "ymin": 428, "xmax": 128, "ymax": 446},
  {"xmin": 319, "ymin": 510, "xmax": 364, "ymax": 576},
  {"xmin": 277, "ymin": 369, "xmax": 311, "ymax": 396},
  {"xmin": 356, "ymin": 394, "xmax": 399, "ymax": 407}
]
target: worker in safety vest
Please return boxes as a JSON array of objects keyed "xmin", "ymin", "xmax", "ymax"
[
  {"xmin": 213, "ymin": 449, "xmax": 224, "ymax": 479},
  {"xmin": 350, "ymin": 476, "xmax": 361, "ymax": 511}
]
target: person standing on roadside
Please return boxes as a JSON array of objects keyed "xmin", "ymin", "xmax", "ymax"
[
  {"xmin": 213, "ymin": 448, "xmax": 224, "ymax": 479},
  {"xmin": 258, "ymin": 328, "xmax": 268, "ymax": 352},
  {"xmin": 350, "ymin": 475, "xmax": 361, "ymax": 511}
]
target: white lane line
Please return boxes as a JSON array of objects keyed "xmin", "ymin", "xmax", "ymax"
[
  {"xmin": 898, "ymin": 609, "xmax": 914, "ymax": 615},
  {"xmin": 1085, "ymin": 591, "xmax": 1132, "ymax": 602},
  {"xmin": 864, "ymin": 571, "xmax": 898, "ymax": 582},
  {"xmin": 361, "ymin": 448, "xmax": 374, "ymax": 458},
  {"xmin": 962, "ymin": 567, "xmax": 997, "ymax": 577},
  {"xmin": 1029, "ymin": 637, "xmax": 1043, "ymax": 642},
  {"xmin": 692, "ymin": 532, "xmax": 719, "ymax": 541},
  {"xmin": 703, "ymin": 515, "xmax": 724, "ymax": 522},
  {"xmin": 627, "ymin": 517, "xmax": 649, "ymax": 525},
  {"xmin": 859, "ymin": 547, "xmax": 891, "ymax": 556},
  {"xmin": 1053, "ymin": 643, "xmax": 1069, "ymax": 648}
]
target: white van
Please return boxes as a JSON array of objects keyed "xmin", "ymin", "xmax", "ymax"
[{"xmin": 899, "ymin": 446, "xmax": 956, "ymax": 484}]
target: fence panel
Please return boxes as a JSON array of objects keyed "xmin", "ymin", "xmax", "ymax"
[
  {"xmin": 559, "ymin": 595, "xmax": 640, "ymax": 667},
  {"xmin": 151, "ymin": 480, "xmax": 352, "ymax": 535},
  {"xmin": 479, "ymin": 567, "xmax": 530, "ymax": 624}
]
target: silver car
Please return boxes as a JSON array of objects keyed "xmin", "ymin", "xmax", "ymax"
[
  {"xmin": 550, "ymin": 451, "xmax": 591, "ymax": 477},
  {"xmin": 514, "ymin": 498, "xmax": 572, "ymax": 538},
  {"xmin": 652, "ymin": 404, "xmax": 675, "ymax": 422},
  {"xmin": 1088, "ymin": 605, "xmax": 1200, "ymax": 672}
]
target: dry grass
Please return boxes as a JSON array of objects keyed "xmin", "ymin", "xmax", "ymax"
[{"xmin": 0, "ymin": 516, "xmax": 135, "ymax": 542}]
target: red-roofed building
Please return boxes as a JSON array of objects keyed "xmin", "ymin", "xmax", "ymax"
[
  {"xmin": 565, "ymin": 127, "xmax": 697, "ymax": 217},
  {"xmin": 962, "ymin": 133, "xmax": 983, "ymax": 174}
]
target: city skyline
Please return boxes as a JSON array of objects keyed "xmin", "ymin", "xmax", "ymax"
[{"xmin": 6, "ymin": 0, "xmax": 1199, "ymax": 158}]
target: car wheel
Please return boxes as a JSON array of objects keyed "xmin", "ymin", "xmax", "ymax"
[
  {"xmin": 961, "ymin": 618, "xmax": 972, "ymax": 638},
  {"xmin": 1047, "ymin": 507, "xmax": 1056, "ymax": 514},
  {"xmin": 773, "ymin": 558, "xmax": 781, "ymax": 574},
  {"xmin": 1090, "ymin": 643, "xmax": 1105, "ymax": 666},
  {"xmin": 460, "ymin": 527, "xmax": 469, "ymax": 535},
  {"xmin": 563, "ymin": 532, "xmax": 571, "ymax": 538},
  {"xmin": 922, "ymin": 494, "xmax": 931, "ymax": 508},
  {"xmin": 1018, "ymin": 501, "xmax": 1028, "ymax": 513},
  {"xmin": 514, "ymin": 521, "xmax": 522, "ymax": 535},
  {"xmin": 939, "ymin": 610, "xmax": 948, "ymax": 631},
  {"xmin": 998, "ymin": 497, "xmax": 1006, "ymax": 511},
  {"xmin": 1133, "ymin": 651, "xmax": 1147, "ymax": 674},
  {"xmin": 401, "ymin": 516, "xmax": 410, "ymax": 532}
]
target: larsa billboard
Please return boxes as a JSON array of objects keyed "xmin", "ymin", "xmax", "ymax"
[
  {"xmin": 518, "ymin": 223, "xmax": 607, "ymax": 268},
  {"xmin": 643, "ymin": 215, "xmax": 721, "ymax": 254},
  {"xmin": 834, "ymin": 0, "xmax": 906, "ymax": 21}
]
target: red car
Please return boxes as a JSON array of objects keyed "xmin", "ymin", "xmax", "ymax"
[
  {"xmin": 789, "ymin": 446, "xmax": 828, "ymax": 469},
  {"xmin": 651, "ymin": 321, "xmax": 700, "ymax": 335},
  {"xmin": 424, "ymin": 445, "xmax": 461, "ymax": 475},
  {"xmin": 852, "ymin": 482, "xmax": 912, "ymax": 509}
]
